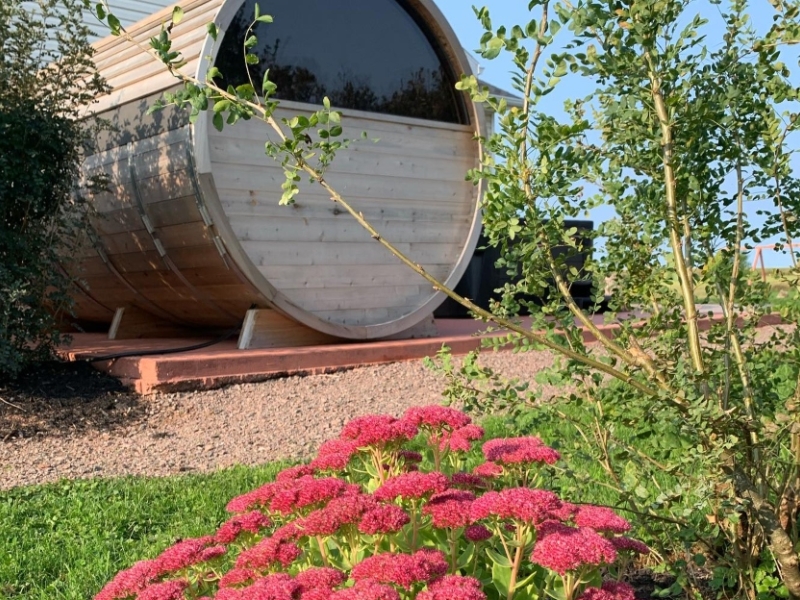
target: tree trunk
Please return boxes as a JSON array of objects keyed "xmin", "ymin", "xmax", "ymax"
[{"xmin": 724, "ymin": 462, "xmax": 800, "ymax": 599}]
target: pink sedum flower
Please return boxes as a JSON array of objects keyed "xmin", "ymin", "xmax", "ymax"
[
  {"xmin": 577, "ymin": 581, "xmax": 636, "ymax": 600},
  {"xmin": 154, "ymin": 536, "xmax": 217, "ymax": 573},
  {"xmin": 94, "ymin": 559, "xmax": 159, "ymax": 600},
  {"xmin": 402, "ymin": 405, "xmax": 472, "ymax": 430},
  {"xmin": 417, "ymin": 575, "xmax": 487, "ymax": 600},
  {"xmin": 269, "ymin": 476, "xmax": 360, "ymax": 515},
  {"xmin": 472, "ymin": 462, "xmax": 503, "ymax": 478},
  {"xmin": 330, "ymin": 579, "xmax": 400, "ymax": 600},
  {"xmin": 609, "ymin": 536, "xmax": 650, "ymax": 555},
  {"xmin": 297, "ymin": 494, "xmax": 378, "ymax": 537},
  {"xmin": 444, "ymin": 425, "xmax": 485, "ymax": 452},
  {"xmin": 469, "ymin": 488, "xmax": 567, "ymax": 525},
  {"xmin": 276, "ymin": 465, "xmax": 316, "ymax": 481},
  {"xmin": 226, "ymin": 482, "xmax": 280, "ymax": 514},
  {"xmin": 218, "ymin": 568, "xmax": 257, "ymax": 588},
  {"xmin": 531, "ymin": 525, "xmax": 617, "ymax": 574},
  {"xmin": 295, "ymin": 567, "xmax": 347, "ymax": 591},
  {"xmin": 482, "ymin": 437, "xmax": 560, "ymax": 466},
  {"xmin": 450, "ymin": 472, "xmax": 488, "ymax": 490},
  {"xmin": 235, "ymin": 534, "xmax": 302, "ymax": 570},
  {"xmin": 358, "ymin": 504, "xmax": 410, "ymax": 535},
  {"xmin": 215, "ymin": 511, "xmax": 272, "ymax": 544},
  {"xmin": 311, "ymin": 439, "xmax": 361, "ymax": 472},
  {"xmin": 464, "ymin": 524, "xmax": 493, "ymax": 542},
  {"xmin": 397, "ymin": 450, "xmax": 423, "ymax": 463},
  {"xmin": 340, "ymin": 415, "xmax": 418, "ymax": 448},
  {"xmin": 574, "ymin": 505, "xmax": 631, "ymax": 534},
  {"xmin": 373, "ymin": 472, "xmax": 449, "ymax": 502},
  {"xmin": 351, "ymin": 549, "xmax": 448, "ymax": 590},
  {"xmin": 422, "ymin": 490, "xmax": 476, "ymax": 529},
  {"xmin": 137, "ymin": 580, "xmax": 188, "ymax": 600}
]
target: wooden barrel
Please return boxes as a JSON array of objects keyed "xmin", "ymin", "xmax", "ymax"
[{"xmin": 72, "ymin": 0, "xmax": 483, "ymax": 339}]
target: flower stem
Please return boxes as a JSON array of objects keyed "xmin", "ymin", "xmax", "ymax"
[
  {"xmin": 315, "ymin": 536, "xmax": 329, "ymax": 567},
  {"xmin": 506, "ymin": 528, "xmax": 525, "ymax": 600}
]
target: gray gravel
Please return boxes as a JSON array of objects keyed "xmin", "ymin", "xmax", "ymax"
[{"xmin": 0, "ymin": 349, "xmax": 558, "ymax": 490}]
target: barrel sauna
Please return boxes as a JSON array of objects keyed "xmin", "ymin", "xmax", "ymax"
[{"xmin": 71, "ymin": 0, "xmax": 484, "ymax": 341}]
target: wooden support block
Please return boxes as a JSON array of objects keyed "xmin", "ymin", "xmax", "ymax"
[
  {"xmin": 108, "ymin": 305, "xmax": 196, "ymax": 340},
  {"xmin": 380, "ymin": 314, "xmax": 438, "ymax": 341},
  {"xmin": 238, "ymin": 308, "xmax": 340, "ymax": 350}
]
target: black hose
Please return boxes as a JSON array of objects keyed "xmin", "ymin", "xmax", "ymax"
[{"xmin": 83, "ymin": 326, "xmax": 241, "ymax": 363}]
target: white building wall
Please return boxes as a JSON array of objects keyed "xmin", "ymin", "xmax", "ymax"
[{"xmin": 83, "ymin": 0, "xmax": 175, "ymax": 41}]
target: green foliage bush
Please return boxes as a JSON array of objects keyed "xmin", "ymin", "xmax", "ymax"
[{"xmin": 0, "ymin": 0, "xmax": 107, "ymax": 377}]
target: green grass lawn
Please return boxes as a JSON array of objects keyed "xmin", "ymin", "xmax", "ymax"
[{"xmin": 0, "ymin": 463, "xmax": 286, "ymax": 600}]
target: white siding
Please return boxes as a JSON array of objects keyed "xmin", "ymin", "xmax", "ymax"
[{"xmin": 84, "ymin": 0, "xmax": 175, "ymax": 41}]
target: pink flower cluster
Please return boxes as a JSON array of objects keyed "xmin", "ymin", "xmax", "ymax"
[
  {"xmin": 470, "ymin": 488, "xmax": 575, "ymax": 525},
  {"xmin": 373, "ymin": 472, "xmax": 450, "ymax": 502},
  {"xmin": 97, "ymin": 405, "xmax": 650, "ymax": 600},
  {"xmin": 417, "ymin": 575, "xmax": 487, "ymax": 600},
  {"xmin": 350, "ymin": 549, "xmax": 448, "ymax": 590},
  {"xmin": 482, "ymin": 437, "xmax": 561, "ymax": 466},
  {"xmin": 95, "ymin": 536, "xmax": 225, "ymax": 600},
  {"xmin": 531, "ymin": 522, "xmax": 617, "ymax": 574},
  {"xmin": 340, "ymin": 415, "xmax": 418, "ymax": 448},
  {"xmin": 577, "ymin": 581, "xmax": 637, "ymax": 600}
]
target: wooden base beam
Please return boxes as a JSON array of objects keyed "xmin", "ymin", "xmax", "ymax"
[
  {"xmin": 108, "ymin": 306, "xmax": 196, "ymax": 340},
  {"xmin": 238, "ymin": 309, "xmax": 339, "ymax": 349}
]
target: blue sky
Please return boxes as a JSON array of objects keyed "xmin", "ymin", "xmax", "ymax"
[{"xmin": 433, "ymin": 1, "xmax": 799, "ymax": 267}]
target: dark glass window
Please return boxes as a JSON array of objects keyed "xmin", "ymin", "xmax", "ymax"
[{"xmin": 214, "ymin": 0, "xmax": 468, "ymax": 124}]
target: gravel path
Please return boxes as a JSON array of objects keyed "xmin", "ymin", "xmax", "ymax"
[{"xmin": 0, "ymin": 349, "xmax": 558, "ymax": 490}]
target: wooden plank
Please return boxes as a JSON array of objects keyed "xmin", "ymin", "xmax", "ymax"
[
  {"xmin": 92, "ymin": 207, "xmax": 143, "ymax": 235},
  {"xmin": 239, "ymin": 241, "xmax": 461, "ymax": 267},
  {"xmin": 313, "ymin": 306, "xmax": 421, "ymax": 326},
  {"xmin": 237, "ymin": 309, "xmax": 339, "ymax": 349},
  {"xmin": 380, "ymin": 315, "xmax": 438, "ymax": 340},
  {"xmin": 263, "ymin": 263, "xmax": 449, "ymax": 289},
  {"xmin": 100, "ymin": 221, "xmax": 211, "ymax": 256},
  {"xmin": 208, "ymin": 135, "xmax": 474, "ymax": 183},
  {"xmin": 282, "ymin": 285, "xmax": 431, "ymax": 312},
  {"xmin": 218, "ymin": 192, "xmax": 473, "ymax": 220},
  {"xmin": 214, "ymin": 166, "xmax": 473, "ymax": 205},
  {"xmin": 74, "ymin": 255, "xmax": 114, "ymax": 277},
  {"xmin": 212, "ymin": 120, "xmax": 476, "ymax": 160},
  {"xmin": 270, "ymin": 102, "xmax": 474, "ymax": 136},
  {"xmin": 145, "ymin": 196, "xmax": 204, "ymax": 228},
  {"xmin": 132, "ymin": 142, "xmax": 192, "ymax": 179},
  {"xmin": 92, "ymin": 0, "xmax": 221, "ymax": 53},
  {"xmin": 232, "ymin": 215, "xmax": 471, "ymax": 245},
  {"xmin": 108, "ymin": 245, "xmax": 224, "ymax": 273},
  {"xmin": 108, "ymin": 306, "xmax": 198, "ymax": 340},
  {"xmin": 96, "ymin": 25, "xmax": 209, "ymax": 77}
]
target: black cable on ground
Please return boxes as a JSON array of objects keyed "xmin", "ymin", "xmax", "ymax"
[{"xmin": 83, "ymin": 326, "xmax": 241, "ymax": 363}]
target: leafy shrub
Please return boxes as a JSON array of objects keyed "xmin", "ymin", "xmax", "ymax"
[
  {"xmin": 95, "ymin": 406, "xmax": 647, "ymax": 600},
  {"xmin": 0, "ymin": 0, "xmax": 107, "ymax": 377}
]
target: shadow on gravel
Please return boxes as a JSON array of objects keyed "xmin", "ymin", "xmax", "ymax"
[{"xmin": 0, "ymin": 361, "xmax": 145, "ymax": 441}]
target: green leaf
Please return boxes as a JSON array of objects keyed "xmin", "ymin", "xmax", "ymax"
[
  {"xmin": 256, "ymin": 14, "xmax": 274, "ymax": 23},
  {"xmin": 245, "ymin": 35, "xmax": 257, "ymax": 48},
  {"xmin": 323, "ymin": 96, "xmax": 331, "ymax": 110},
  {"xmin": 212, "ymin": 112, "xmax": 224, "ymax": 132},
  {"xmin": 492, "ymin": 561, "xmax": 513, "ymax": 597},
  {"xmin": 245, "ymin": 53, "xmax": 259, "ymax": 65},
  {"xmin": 206, "ymin": 22, "xmax": 218, "ymax": 41},
  {"xmin": 95, "ymin": 3, "xmax": 106, "ymax": 20},
  {"xmin": 171, "ymin": 6, "xmax": 184, "ymax": 25},
  {"xmin": 107, "ymin": 13, "xmax": 121, "ymax": 35},
  {"xmin": 485, "ymin": 547, "xmax": 511, "ymax": 568},
  {"xmin": 254, "ymin": 2, "xmax": 260, "ymax": 19},
  {"xmin": 207, "ymin": 66, "xmax": 221, "ymax": 80}
]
